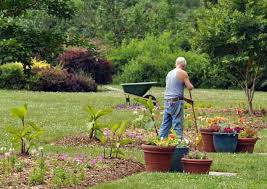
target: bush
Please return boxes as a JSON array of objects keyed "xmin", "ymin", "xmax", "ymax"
[
  {"xmin": 58, "ymin": 48, "xmax": 113, "ymax": 84},
  {"xmin": 109, "ymin": 32, "xmax": 210, "ymax": 87},
  {"xmin": 29, "ymin": 67, "xmax": 97, "ymax": 92},
  {"xmin": 31, "ymin": 58, "xmax": 50, "ymax": 69},
  {"xmin": 0, "ymin": 62, "xmax": 26, "ymax": 89}
]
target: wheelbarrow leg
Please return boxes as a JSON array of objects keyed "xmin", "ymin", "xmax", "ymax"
[{"xmin": 125, "ymin": 95, "xmax": 130, "ymax": 105}]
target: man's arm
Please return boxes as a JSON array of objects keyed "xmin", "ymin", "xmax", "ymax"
[{"xmin": 183, "ymin": 72, "xmax": 194, "ymax": 90}]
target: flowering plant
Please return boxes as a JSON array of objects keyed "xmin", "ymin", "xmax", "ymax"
[
  {"xmin": 216, "ymin": 122, "xmax": 243, "ymax": 134},
  {"xmin": 239, "ymin": 127, "xmax": 258, "ymax": 138},
  {"xmin": 205, "ymin": 117, "xmax": 228, "ymax": 132},
  {"xmin": 146, "ymin": 133, "xmax": 189, "ymax": 147}
]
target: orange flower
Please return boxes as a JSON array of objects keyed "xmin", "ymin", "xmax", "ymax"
[
  {"xmin": 169, "ymin": 134, "xmax": 175, "ymax": 140},
  {"xmin": 239, "ymin": 117, "xmax": 246, "ymax": 124}
]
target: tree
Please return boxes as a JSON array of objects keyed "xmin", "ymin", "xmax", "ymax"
[
  {"xmin": 194, "ymin": 0, "xmax": 267, "ymax": 114},
  {"xmin": 0, "ymin": 0, "xmax": 75, "ymax": 68}
]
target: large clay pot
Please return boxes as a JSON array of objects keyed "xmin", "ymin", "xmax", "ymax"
[
  {"xmin": 200, "ymin": 128, "xmax": 216, "ymax": 152},
  {"xmin": 213, "ymin": 133, "xmax": 238, "ymax": 153},
  {"xmin": 236, "ymin": 138, "xmax": 258, "ymax": 153},
  {"xmin": 170, "ymin": 147, "xmax": 189, "ymax": 172},
  {"xmin": 141, "ymin": 144, "xmax": 175, "ymax": 172},
  {"xmin": 181, "ymin": 158, "xmax": 212, "ymax": 174}
]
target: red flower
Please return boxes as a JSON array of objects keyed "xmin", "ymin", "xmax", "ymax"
[
  {"xmin": 224, "ymin": 127, "xmax": 234, "ymax": 133},
  {"xmin": 169, "ymin": 134, "xmax": 175, "ymax": 140},
  {"xmin": 234, "ymin": 127, "xmax": 243, "ymax": 133}
]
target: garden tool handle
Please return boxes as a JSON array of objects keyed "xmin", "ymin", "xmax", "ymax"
[{"xmin": 189, "ymin": 90, "xmax": 199, "ymax": 133}]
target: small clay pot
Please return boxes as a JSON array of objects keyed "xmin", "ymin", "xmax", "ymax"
[
  {"xmin": 181, "ymin": 158, "xmax": 212, "ymax": 174},
  {"xmin": 236, "ymin": 138, "xmax": 258, "ymax": 153},
  {"xmin": 141, "ymin": 144, "xmax": 175, "ymax": 172}
]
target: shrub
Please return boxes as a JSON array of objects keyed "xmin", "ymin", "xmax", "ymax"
[
  {"xmin": 58, "ymin": 48, "xmax": 113, "ymax": 84},
  {"xmin": 30, "ymin": 67, "xmax": 97, "ymax": 92},
  {"xmin": 109, "ymin": 32, "xmax": 210, "ymax": 87},
  {"xmin": 0, "ymin": 62, "xmax": 26, "ymax": 89},
  {"xmin": 31, "ymin": 58, "xmax": 50, "ymax": 69}
]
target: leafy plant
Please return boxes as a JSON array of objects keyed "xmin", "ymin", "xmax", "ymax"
[
  {"xmin": 239, "ymin": 127, "xmax": 258, "ymax": 138},
  {"xmin": 5, "ymin": 104, "xmax": 44, "ymax": 155},
  {"xmin": 185, "ymin": 150, "xmax": 209, "ymax": 160},
  {"xmin": 102, "ymin": 121, "xmax": 131, "ymax": 158},
  {"xmin": 29, "ymin": 67, "xmax": 97, "ymax": 92},
  {"xmin": 58, "ymin": 48, "xmax": 113, "ymax": 84},
  {"xmin": 0, "ymin": 62, "xmax": 26, "ymax": 89},
  {"xmin": 52, "ymin": 166, "xmax": 85, "ymax": 188},
  {"xmin": 86, "ymin": 105, "xmax": 112, "ymax": 140},
  {"xmin": 28, "ymin": 167, "xmax": 45, "ymax": 186},
  {"xmin": 134, "ymin": 97, "xmax": 158, "ymax": 136}
]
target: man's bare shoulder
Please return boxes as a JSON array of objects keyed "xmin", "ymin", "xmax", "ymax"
[{"xmin": 176, "ymin": 69, "xmax": 188, "ymax": 77}]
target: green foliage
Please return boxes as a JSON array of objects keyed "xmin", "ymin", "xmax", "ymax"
[
  {"xmin": 52, "ymin": 166, "xmax": 85, "ymax": 188},
  {"xmin": 86, "ymin": 105, "xmax": 112, "ymax": 140},
  {"xmin": 109, "ymin": 32, "xmax": 210, "ymax": 86},
  {"xmin": 102, "ymin": 121, "xmax": 131, "ymax": 158},
  {"xmin": 5, "ymin": 104, "xmax": 44, "ymax": 155},
  {"xmin": 194, "ymin": 0, "xmax": 267, "ymax": 111},
  {"xmin": 0, "ymin": 62, "xmax": 25, "ymax": 89},
  {"xmin": 0, "ymin": 0, "xmax": 76, "ymax": 67},
  {"xmin": 28, "ymin": 168, "xmax": 46, "ymax": 186},
  {"xmin": 185, "ymin": 150, "xmax": 208, "ymax": 159},
  {"xmin": 135, "ymin": 97, "xmax": 159, "ymax": 136},
  {"xmin": 71, "ymin": 0, "xmax": 202, "ymax": 44}
]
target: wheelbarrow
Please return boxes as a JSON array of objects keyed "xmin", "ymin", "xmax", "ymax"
[{"xmin": 121, "ymin": 82, "xmax": 158, "ymax": 105}]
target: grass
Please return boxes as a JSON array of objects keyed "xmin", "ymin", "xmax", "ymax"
[{"xmin": 0, "ymin": 87, "xmax": 266, "ymax": 188}]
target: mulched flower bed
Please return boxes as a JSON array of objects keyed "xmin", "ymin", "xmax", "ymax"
[
  {"xmin": 53, "ymin": 129, "xmax": 154, "ymax": 148},
  {"xmin": 0, "ymin": 154, "xmax": 145, "ymax": 188}
]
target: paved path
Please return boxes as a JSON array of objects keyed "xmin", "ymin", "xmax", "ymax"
[{"xmin": 209, "ymin": 171, "xmax": 237, "ymax": 177}]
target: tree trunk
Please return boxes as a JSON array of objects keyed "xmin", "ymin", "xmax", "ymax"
[
  {"xmin": 244, "ymin": 81, "xmax": 255, "ymax": 115},
  {"xmin": 248, "ymin": 100, "xmax": 253, "ymax": 115}
]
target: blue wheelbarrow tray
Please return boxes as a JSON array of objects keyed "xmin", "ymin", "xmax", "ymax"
[{"xmin": 121, "ymin": 82, "xmax": 157, "ymax": 97}]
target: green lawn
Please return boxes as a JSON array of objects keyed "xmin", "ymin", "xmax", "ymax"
[{"xmin": 0, "ymin": 88, "xmax": 266, "ymax": 188}]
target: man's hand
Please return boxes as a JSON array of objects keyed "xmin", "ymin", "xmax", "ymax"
[{"xmin": 184, "ymin": 97, "xmax": 194, "ymax": 105}]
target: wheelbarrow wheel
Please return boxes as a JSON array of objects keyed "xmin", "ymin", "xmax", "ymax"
[{"xmin": 143, "ymin": 95, "xmax": 157, "ymax": 105}]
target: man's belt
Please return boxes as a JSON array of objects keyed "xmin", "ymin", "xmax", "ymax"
[{"xmin": 165, "ymin": 97, "xmax": 184, "ymax": 102}]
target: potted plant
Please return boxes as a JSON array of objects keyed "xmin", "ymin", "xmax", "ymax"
[
  {"xmin": 213, "ymin": 122, "xmax": 242, "ymax": 153},
  {"xmin": 236, "ymin": 127, "xmax": 258, "ymax": 153},
  {"xmin": 135, "ymin": 97, "xmax": 189, "ymax": 172},
  {"xmin": 181, "ymin": 150, "xmax": 212, "ymax": 174},
  {"xmin": 234, "ymin": 110, "xmax": 259, "ymax": 153},
  {"xmin": 142, "ymin": 135, "xmax": 188, "ymax": 172},
  {"xmin": 199, "ymin": 117, "xmax": 224, "ymax": 152}
]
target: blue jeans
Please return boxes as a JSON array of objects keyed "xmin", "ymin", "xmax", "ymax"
[{"xmin": 159, "ymin": 100, "xmax": 184, "ymax": 139}]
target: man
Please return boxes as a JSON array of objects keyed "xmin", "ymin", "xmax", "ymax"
[{"xmin": 159, "ymin": 57, "xmax": 194, "ymax": 139}]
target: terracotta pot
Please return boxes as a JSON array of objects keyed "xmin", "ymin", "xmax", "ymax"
[
  {"xmin": 181, "ymin": 158, "xmax": 212, "ymax": 174},
  {"xmin": 141, "ymin": 144, "xmax": 175, "ymax": 172},
  {"xmin": 200, "ymin": 128, "xmax": 215, "ymax": 152},
  {"xmin": 236, "ymin": 138, "xmax": 258, "ymax": 153}
]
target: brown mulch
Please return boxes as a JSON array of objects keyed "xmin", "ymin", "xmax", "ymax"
[
  {"xmin": 54, "ymin": 133, "xmax": 145, "ymax": 149},
  {"xmin": 53, "ymin": 134, "xmax": 101, "ymax": 146},
  {"xmin": 0, "ymin": 155, "xmax": 145, "ymax": 189},
  {"xmin": 82, "ymin": 158, "xmax": 144, "ymax": 187}
]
